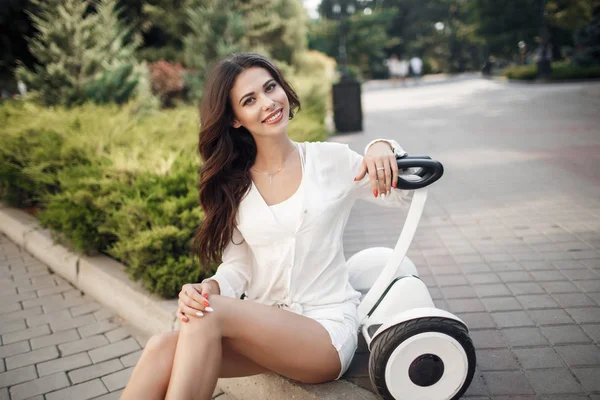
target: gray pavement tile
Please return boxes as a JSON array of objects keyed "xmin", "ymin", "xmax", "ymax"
[
  {"xmin": 37, "ymin": 350, "xmax": 92, "ymax": 377},
  {"xmin": 119, "ymin": 350, "xmax": 142, "ymax": 368},
  {"xmin": 540, "ymin": 325, "xmax": 593, "ymax": 345},
  {"xmin": 105, "ymin": 327, "xmax": 131, "ymax": 343},
  {"xmin": 0, "ymin": 365, "xmax": 37, "ymax": 389},
  {"xmin": 482, "ymin": 297, "xmax": 522, "ymax": 312},
  {"xmin": 101, "ymin": 366, "xmax": 133, "ymax": 391},
  {"xmin": 572, "ymin": 367, "xmax": 600, "ymax": 392},
  {"xmin": 88, "ymin": 338, "xmax": 140, "ymax": 363},
  {"xmin": 9, "ymin": 372, "xmax": 69, "ymax": 400},
  {"xmin": 0, "ymin": 341, "xmax": 30, "ymax": 359},
  {"xmin": 70, "ymin": 301, "xmax": 102, "ymax": 317},
  {"xmin": 467, "ymin": 273, "xmax": 502, "ymax": 285},
  {"xmin": 456, "ymin": 312, "xmax": 496, "ymax": 330},
  {"xmin": 50, "ymin": 313, "xmax": 96, "ymax": 333},
  {"xmin": 581, "ymin": 324, "xmax": 600, "ymax": 343},
  {"xmin": 528, "ymin": 309, "xmax": 575, "ymax": 325},
  {"xmin": 524, "ymin": 368, "xmax": 584, "ymax": 394},
  {"xmin": 517, "ymin": 294, "xmax": 559, "ymax": 309},
  {"xmin": 473, "ymin": 284, "xmax": 512, "ymax": 298},
  {"xmin": 30, "ymin": 328, "xmax": 80, "ymax": 350},
  {"xmin": 575, "ymin": 279, "xmax": 600, "ymax": 293},
  {"xmin": 0, "ymin": 388, "xmax": 7, "ymax": 400},
  {"xmin": 1, "ymin": 323, "xmax": 50, "ymax": 345},
  {"xmin": 497, "ymin": 271, "xmax": 534, "ymax": 283},
  {"xmin": 0, "ymin": 319, "xmax": 26, "ymax": 335},
  {"xmin": 513, "ymin": 348, "xmax": 565, "ymax": 369},
  {"xmin": 69, "ymin": 359, "xmax": 123, "ymax": 384},
  {"xmin": 470, "ymin": 329, "xmax": 507, "ymax": 349},
  {"xmin": 45, "ymin": 378, "xmax": 108, "ymax": 400},
  {"xmin": 58, "ymin": 334, "xmax": 109, "ymax": 356},
  {"xmin": 5, "ymin": 345, "xmax": 59, "ymax": 370},
  {"xmin": 555, "ymin": 344, "xmax": 600, "ymax": 367},
  {"xmin": 477, "ymin": 349, "xmax": 520, "ymax": 371},
  {"xmin": 446, "ymin": 298, "xmax": 485, "ymax": 313},
  {"xmin": 93, "ymin": 390, "xmax": 124, "ymax": 399},
  {"xmin": 482, "ymin": 371, "xmax": 535, "ymax": 395},
  {"xmin": 566, "ymin": 307, "xmax": 600, "ymax": 324},
  {"xmin": 25, "ymin": 309, "xmax": 71, "ymax": 328},
  {"xmin": 553, "ymin": 293, "xmax": 597, "ymax": 308},
  {"xmin": 78, "ymin": 320, "xmax": 121, "ymax": 338},
  {"xmin": 541, "ymin": 281, "xmax": 581, "ymax": 294},
  {"xmin": 491, "ymin": 311, "xmax": 535, "ymax": 328},
  {"xmin": 530, "ymin": 270, "xmax": 567, "ymax": 281},
  {"xmin": 501, "ymin": 327, "xmax": 549, "ymax": 347},
  {"xmin": 440, "ymin": 285, "xmax": 477, "ymax": 299},
  {"xmin": 436, "ymin": 274, "xmax": 469, "ymax": 287}
]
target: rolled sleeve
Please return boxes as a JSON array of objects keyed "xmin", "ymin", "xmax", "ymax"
[
  {"xmin": 203, "ymin": 228, "xmax": 250, "ymax": 299},
  {"xmin": 364, "ymin": 139, "xmax": 407, "ymax": 158}
]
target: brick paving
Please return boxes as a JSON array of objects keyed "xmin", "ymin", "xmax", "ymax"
[
  {"xmin": 1, "ymin": 78, "xmax": 599, "ymax": 399},
  {"xmin": 336, "ymin": 79, "xmax": 600, "ymax": 399}
]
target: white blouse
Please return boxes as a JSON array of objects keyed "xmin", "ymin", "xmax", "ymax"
[{"xmin": 206, "ymin": 140, "xmax": 411, "ymax": 320}]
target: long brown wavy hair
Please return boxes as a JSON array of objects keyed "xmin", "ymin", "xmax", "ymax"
[{"xmin": 194, "ymin": 53, "xmax": 301, "ymax": 265}]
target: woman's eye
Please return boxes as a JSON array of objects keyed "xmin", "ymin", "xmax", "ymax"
[
  {"xmin": 243, "ymin": 98, "xmax": 255, "ymax": 106},
  {"xmin": 266, "ymin": 83, "xmax": 276, "ymax": 91}
]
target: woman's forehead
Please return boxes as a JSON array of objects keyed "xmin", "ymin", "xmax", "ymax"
[{"xmin": 231, "ymin": 67, "xmax": 274, "ymax": 97}]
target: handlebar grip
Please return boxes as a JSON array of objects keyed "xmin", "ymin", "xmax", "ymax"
[{"xmin": 395, "ymin": 157, "xmax": 444, "ymax": 190}]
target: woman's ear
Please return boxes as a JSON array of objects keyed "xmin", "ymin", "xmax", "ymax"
[{"xmin": 232, "ymin": 119, "xmax": 242, "ymax": 128}]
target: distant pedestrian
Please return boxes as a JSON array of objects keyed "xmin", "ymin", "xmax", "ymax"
[
  {"xmin": 410, "ymin": 56, "xmax": 423, "ymax": 81},
  {"xmin": 385, "ymin": 54, "xmax": 409, "ymax": 87}
]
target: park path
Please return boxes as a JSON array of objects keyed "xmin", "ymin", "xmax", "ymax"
[{"xmin": 1, "ymin": 78, "xmax": 600, "ymax": 399}]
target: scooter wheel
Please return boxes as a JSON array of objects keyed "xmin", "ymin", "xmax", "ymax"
[{"xmin": 369, "ymin": 317, "xmax": 476, "ymax": 400}]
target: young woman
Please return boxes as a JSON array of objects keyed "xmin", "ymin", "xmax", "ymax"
[{"xmin": 122, "ymin": 53, "xmax": 411, "ymax": 400}]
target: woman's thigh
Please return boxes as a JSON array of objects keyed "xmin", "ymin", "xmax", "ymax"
[
  {"xmin": 181, "ymin": 295, "xmax": 341, "ymax": 384},
  {"xmin": 147, "ymin": 331, "xmax": 269, "ymax": 378}
]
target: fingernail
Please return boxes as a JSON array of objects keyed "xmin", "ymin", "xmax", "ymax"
[
  {"xmin": 196, "ymin": 311, "xmax": 204, "ymax": 317},
  {"xmin": 205, "ymin": 307, "xmax": 214, "ymax": 312},
  {"xmin": 203, "ymin": 301, "xmax": 210, "ymax": 307},
  {"xmin": 381, "ymin": 193, "xmax": 386, "ymax": 199},
  {"xmin": 353, "ymin": 177, "xmax": 357, "ymax": 181},
  {"xmin": 203, "ymin": 293, "xmax": 209, "ymax": 299},
  {"xmin": 373, "ymin": 189, "xmax": 378, "ymax": 197},
  {"xmin": 393, "ymin": 182, "xmax": 397, "ymax": 188}
]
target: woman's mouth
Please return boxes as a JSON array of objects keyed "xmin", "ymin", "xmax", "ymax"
[{"xmin": 262, "ymin": 108, "xmax": 283, "ymax": 125}]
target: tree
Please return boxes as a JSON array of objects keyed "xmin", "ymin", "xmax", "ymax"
[
  {"xmin": 16, "ymin": 0, "xmax": 140, "ymax": 105},
  {"xmin": 183, "ymin": 0, "xmax": 245, "ymax": 100},
  {"xmin": 573, "ymin": 5, "xmax": 600, "ymax": 66}
]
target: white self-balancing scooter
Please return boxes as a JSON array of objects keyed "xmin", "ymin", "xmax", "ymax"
[{"xmin": 347, "ymin": 156, "xmax": 476, "ymax": 400}]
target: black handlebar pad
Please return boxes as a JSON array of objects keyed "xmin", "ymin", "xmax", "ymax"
[{"xmin": 395, "ymin": 156, "xmax": 444, "ymax": 190}]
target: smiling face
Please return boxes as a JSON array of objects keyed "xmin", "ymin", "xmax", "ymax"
[{"xmin": 229, "ymin": 67, "xmax": 290, "ymax": 138}]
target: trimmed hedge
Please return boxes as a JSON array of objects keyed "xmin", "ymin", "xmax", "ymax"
[
  {"xmin": 0, "ymin": 85, "xmax": 329, "ymax": 297},
  {"xmin": 504, "ymin": 62, "xmax": 600, "ymax": 81}
]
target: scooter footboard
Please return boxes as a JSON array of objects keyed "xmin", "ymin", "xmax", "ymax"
[{"xmin": 361, "ymin": 275, "xmax": 435, "ymax": 327}]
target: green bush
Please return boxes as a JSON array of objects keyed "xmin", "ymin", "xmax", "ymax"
[
  {"xmin": 504, "ymin": 64, "xmax": 538, "ymax": 80},
  {"xmin": 505, "ymin": 62, "xmax": 600, "ymax": 81},
  {"xmin": 0, "ymin": 97, "xmax": 327, "ymax": 298}
]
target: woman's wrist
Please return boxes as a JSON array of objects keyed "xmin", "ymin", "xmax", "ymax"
[{"xmin": 202, "ymin": 278, "xmax": 221, "ymax": 295}]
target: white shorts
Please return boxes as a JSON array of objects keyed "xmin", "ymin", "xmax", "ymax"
[{"xmin": 307, "ymin": 302, "xmax": 359, "ymax": 379}]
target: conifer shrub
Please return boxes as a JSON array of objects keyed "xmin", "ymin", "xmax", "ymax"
[{"xmin": 0, "ymin": 100, "xmax": 327, "ymax": 298}]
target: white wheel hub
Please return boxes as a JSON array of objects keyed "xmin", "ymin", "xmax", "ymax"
[{"xmin": 384, "ymin": 332, "xmax": 468, "ymax": 400}]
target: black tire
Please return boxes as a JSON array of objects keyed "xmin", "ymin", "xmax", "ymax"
[{"xmin": 368, "ymin": 317, "xmax": 476, "ymax": 400}]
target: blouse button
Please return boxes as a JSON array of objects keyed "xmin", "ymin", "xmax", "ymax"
[{"xmin": 304, "ymin": 209, "xmax": 307, "ymax": 214}]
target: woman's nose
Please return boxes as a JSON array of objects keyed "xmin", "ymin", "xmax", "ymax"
[{"xmin": 260, "ymin": 94, "xmax": 275, "ymax": 110}]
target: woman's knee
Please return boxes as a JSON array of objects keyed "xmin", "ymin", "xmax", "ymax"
[{"xmin": 144, "ymin": 331, "xmax": 178, "ymax": 357}]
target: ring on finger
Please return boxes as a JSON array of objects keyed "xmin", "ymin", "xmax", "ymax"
[{"xmin": 376, "ymin": 167, "xmax": 385, "ymax": 170}]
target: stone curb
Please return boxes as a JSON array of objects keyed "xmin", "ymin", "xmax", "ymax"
[{"xmin": 0, "ymin": 203, "xmax": 379, "ymax": 400}]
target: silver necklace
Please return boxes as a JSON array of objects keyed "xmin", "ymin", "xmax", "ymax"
[{"xmin": 251, "ymin": 145, "xmax": 298, "ymax": 184}]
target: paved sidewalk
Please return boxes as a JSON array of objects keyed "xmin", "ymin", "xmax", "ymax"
[
  {"xmin": 1, "ymin": 78, "xmax": 599, "ymax": 399},
  {"xmin": 0, "ymin": 243, "xmax": 230, "ymax": 399},
  {"xmin": 335, "ymin": 79, "xmax": 600, "ymax": 398}
]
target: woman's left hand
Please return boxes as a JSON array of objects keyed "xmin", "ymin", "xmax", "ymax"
[{"xmin": 354, "ymin": 141, "xmax": 398, "ymax": 198}]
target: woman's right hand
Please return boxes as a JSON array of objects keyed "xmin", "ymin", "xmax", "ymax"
[{"xmin": 177, "ymin": 280, "xmax": 219, "ymax": 323}]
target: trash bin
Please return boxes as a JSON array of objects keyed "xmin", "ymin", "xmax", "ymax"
[{"xmin": 332, "ymin": 77, "xmax": 363, "ymax": 133}]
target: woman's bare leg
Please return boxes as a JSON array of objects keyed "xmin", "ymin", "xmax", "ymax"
[
  {"xmin": 121, "ymin": 332, "xmax": 269, "ymax": 400},
  {"xmin": 165, "ymin": 295, "xmax": 341, "ymax": 400}
]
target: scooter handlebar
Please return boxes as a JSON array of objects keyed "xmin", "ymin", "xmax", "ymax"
[{"xmin": 395, "ymin": 156, "xmax": 444, "ymax": 190}]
